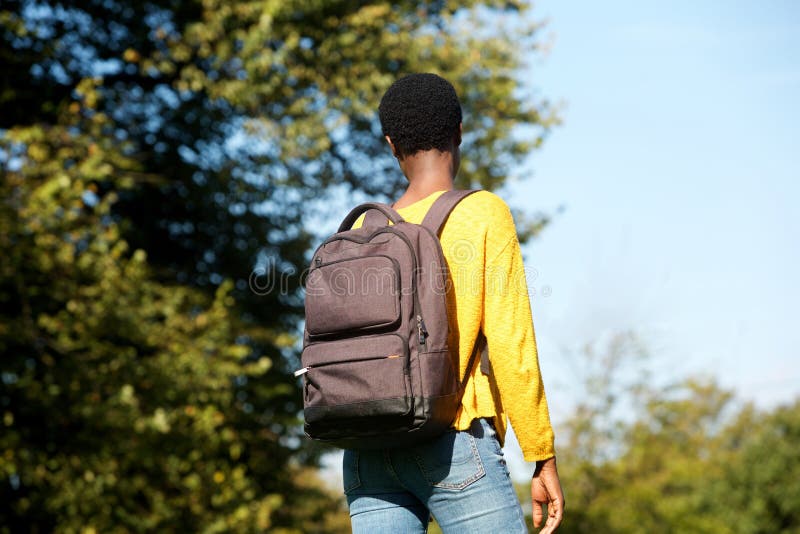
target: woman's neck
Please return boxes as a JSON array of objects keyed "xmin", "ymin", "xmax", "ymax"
[{"xmin": 393, "ymin": 150, "xmax": 456, "ymax": 209}]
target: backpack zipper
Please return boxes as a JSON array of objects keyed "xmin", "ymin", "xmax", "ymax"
[
  {"xmin": 416, "ymin": 314, "xmax": 428, "ymax": 345},
  {"xmin": 295, "ymin": 353, "xmax": 403, "ymax": 376}
]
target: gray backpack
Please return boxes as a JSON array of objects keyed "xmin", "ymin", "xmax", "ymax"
[{"xmin": 297, "ymin": 190, "xmax": 484, "ymax": 449}]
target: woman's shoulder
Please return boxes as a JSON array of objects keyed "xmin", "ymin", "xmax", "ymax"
[{"xmin": 449, "ymin": 190, "xmax": 514, "ymax": 229}]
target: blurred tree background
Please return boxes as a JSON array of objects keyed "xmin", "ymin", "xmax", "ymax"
[
  {"xmin": 0, "ymin": 0, "xmax": 554, "ymax": 531},
  {"xmin": 520, "ymin": 333, "xmax": 800, "ymax": 534}
]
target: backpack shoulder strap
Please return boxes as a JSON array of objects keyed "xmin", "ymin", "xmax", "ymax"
[
  {"xmin": 419, "ymin": 188, "xmax": 484, "ymax": 389},
  {"xmin": 461, "ymin": 330, "xmax": 486, "ymax": 391},
  {"xmin": 420, "ymin": 189, "xmax": 479, "ymax": 236}
]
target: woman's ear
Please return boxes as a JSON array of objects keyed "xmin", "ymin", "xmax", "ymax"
[
  {"xmin": 455, "ymin": 123, "xmax": 463, "ymax": 147},
  {"xmin": 385, "ymin": 135, "xmax": 400, "ymax": 159}
]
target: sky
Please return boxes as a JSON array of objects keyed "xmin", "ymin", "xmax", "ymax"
[
  {"xmin": 497, "ymin": 0, "xmax": 800, "ymax": 480},
  {"xmin": 495, "ymin": 0, "xmax": 800, "ymax": 475},
  {"xmin": 321, "ymin": 1, "xmax": 800, "ymax": 486}
]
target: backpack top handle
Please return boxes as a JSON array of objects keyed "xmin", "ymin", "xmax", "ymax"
[{"xmin": 338, "ymin": 202, "xmax": 404, "ymax": 232}]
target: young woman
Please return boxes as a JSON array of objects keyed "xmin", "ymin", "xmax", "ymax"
[{"xmin": 343, "ymin": 73, "xmax": 564, "ymax": 533}]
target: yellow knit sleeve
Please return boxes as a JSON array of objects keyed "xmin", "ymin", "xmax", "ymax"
[{"xmin": 483, "ymin": 206, "xmax": 555, "ymax": 462}]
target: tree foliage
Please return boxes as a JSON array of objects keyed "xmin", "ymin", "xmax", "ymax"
[
  {"xmin": 1, "ymin": 0, "xmax": 554, "ymax": 530},
  {"xmin": 0, "ymin": 119, "xmax": 348, "ymax": 531},
  {"xmin": 554, "ymin": 333, "xmax": 800, "ymax": 534}
]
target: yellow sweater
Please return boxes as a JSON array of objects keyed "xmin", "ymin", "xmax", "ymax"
[{"xmin": 357, "ymin": 190, "xmax": 555, "ymax": 462}]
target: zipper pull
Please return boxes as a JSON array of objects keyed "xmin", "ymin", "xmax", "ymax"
[
  {"xmin": 294, "ymin": 367, "xmax": 310, "ymax": 377},
  {"xmin": 417, "ymin": 315, "xmax": 428, "ymax": 345},
  {"xmin": 315, "ymin": 256, "xmax": 322, "ymax": 267}
]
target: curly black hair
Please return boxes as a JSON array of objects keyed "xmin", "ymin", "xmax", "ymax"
[{"xmin": 378, "ymin": 73, "xmax": 462, "ymax": 158}]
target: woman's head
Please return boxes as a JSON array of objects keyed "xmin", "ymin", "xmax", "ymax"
[{"xmin": 378, "ymin": 73, "xmax": 462, "ymax": 159}]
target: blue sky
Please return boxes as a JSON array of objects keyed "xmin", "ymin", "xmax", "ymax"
[{"xmin": 498, "ymin": 0, "xmax": 800, "ymax": 473}]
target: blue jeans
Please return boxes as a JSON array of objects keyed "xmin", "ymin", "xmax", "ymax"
[{"xmin": 343, "ymin": 418, "xmax": 527, "ymax": 533}]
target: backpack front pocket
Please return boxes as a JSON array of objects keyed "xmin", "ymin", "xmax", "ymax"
[
  {"xmin": 300, "ymin": 334, "xmax": 411, "ymax": 426},
  {"xmin": 305, "ymin": 255, "xmax": 401, "ymax": 337}
]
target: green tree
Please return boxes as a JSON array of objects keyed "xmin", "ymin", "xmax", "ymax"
[
  {"xmin": 717, "ymin": 400, "xmax": 800, "ymax": 533},
  {"xmin": 555, "ymin": 333, "xmax": 800, "ymax": 534},
  {"xmin": 1, "ymin": 0, "xmax": 554, "ymax": 530},
  {"xmin": 0, "ymin": 119, "xmax": 347, "ymax": 531}
]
